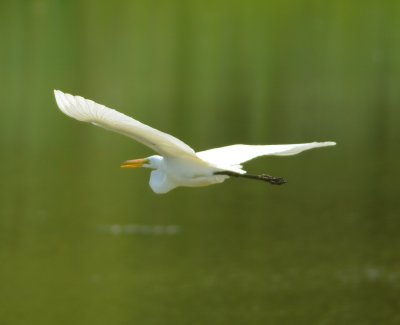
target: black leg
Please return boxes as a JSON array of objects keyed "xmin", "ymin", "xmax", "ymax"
[{"xmin": 215, "ymin": 171, "xmax": 287, "ymax": 185}]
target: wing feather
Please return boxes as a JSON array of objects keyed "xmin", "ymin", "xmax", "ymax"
[
  {"xmin": 197, "ymin": 142, "xmax": 336, "ymax": 166},
  {"xmin": 54, "ymin": 90, "xmax": 196, "ymax": 158}
]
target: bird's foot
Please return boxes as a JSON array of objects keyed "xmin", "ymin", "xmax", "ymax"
[{"xmin": 259, "ymin": 174, "xmax": 287, "ymax": 185}]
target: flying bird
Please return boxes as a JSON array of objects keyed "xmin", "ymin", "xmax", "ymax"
[{"xmin": 54, "ymin": 90, "xmax": 335, "ymax": 194}]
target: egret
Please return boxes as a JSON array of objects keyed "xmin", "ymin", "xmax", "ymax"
[{"xmin": 54, "ymin": 90, "xmax": 336, "ymax": 194}]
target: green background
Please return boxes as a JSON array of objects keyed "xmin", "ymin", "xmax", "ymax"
[{"xmin": 1, "ymin": 1, "xmax": 399, "ymax": 324}]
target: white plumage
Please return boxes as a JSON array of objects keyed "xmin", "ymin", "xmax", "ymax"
[{"xmin": 54, "ymin": 90, "xmax": 336, "ymax": 194}]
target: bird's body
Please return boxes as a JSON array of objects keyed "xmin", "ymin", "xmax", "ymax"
[
  {"xmin": 54, "ymin": 90, "xmax": 336, "ymax": 194},
  {"xmin": 146, "ymin": 156, "xmax": 229, "ymax": 193}
]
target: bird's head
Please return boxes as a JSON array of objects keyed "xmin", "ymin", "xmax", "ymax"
[{"xmin": 120, "ymin": 155, "xmax": 163, "ymax": 170}]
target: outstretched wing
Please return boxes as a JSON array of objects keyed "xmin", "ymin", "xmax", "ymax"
[
  {"xmin": 54, "ymin": 90, "xmax": 197, "ymax": 158},
  {"xmin": 196, "ymin": 142, "xmax": 336, "ymax": 166}
]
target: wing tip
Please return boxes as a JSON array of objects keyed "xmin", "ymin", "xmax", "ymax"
[
  {"xmin": 53, "ymin": 89, "xmax": 64, "ymax": 100},
  {"xmin": 53, "ymin": 89, "xmax": 89, "ymax": 122},
  {"xmin": 53, "ymin": 89, "xmax": 67, "ymax": 111},
  {"xmin": 321, "ymin": 141, "xmax": 336, "ymax": 147}
]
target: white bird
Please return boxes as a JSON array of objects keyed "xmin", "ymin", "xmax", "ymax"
[{"xmin": 54, "ymin": 90, "xmax": 336, "ymax": 194}]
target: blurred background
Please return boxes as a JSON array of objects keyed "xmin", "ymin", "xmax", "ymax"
[{"xmin": 1, "ymin": 1, "xmax": 399, "ymax": 324}]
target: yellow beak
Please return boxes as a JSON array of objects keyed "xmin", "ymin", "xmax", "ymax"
[{"xmin": 120, "ymin": 158, "xmax": 147, "ymax": 168}]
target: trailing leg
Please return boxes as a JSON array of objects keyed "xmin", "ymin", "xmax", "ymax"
[{"xmin": 214, "ymin": 171, "xmax": 287, "ymax": 185}]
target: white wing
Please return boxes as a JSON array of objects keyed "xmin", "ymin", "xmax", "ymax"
[
  {"xmin": 197, "ymin": 142, "xmax": 336, "ymax": 166},
  {"xmin": 54, "ymin": 90, "xmax": 197, "ymax": 158}
]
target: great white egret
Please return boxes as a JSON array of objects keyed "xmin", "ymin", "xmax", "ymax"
[{"xmin": 54, "ymin": 90, "xmax": 335, "ymax": 194}]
